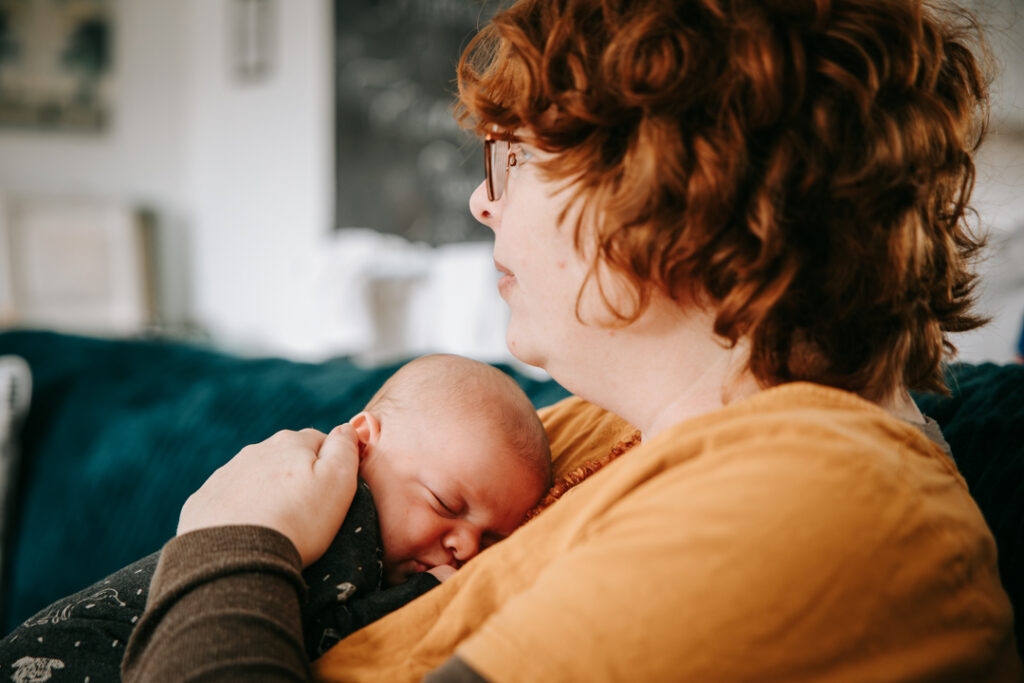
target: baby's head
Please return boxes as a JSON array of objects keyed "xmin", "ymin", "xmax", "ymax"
[{"xmin": 351, "ymin": 354, "xmax": 551, "ymax": 586}]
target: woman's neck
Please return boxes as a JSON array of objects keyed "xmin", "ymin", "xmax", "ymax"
[
  {"xmin": 880, "ymin": 388, "xmax": 926, "ymax": 424},
  {"xmin": 548, "ymin": 296, "xmax": 923, "ymax": 440},
  {"xmin": 549, "ymin": 298, "xmax": 762, "ymax": 441}
]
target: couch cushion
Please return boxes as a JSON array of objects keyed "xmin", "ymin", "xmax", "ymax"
[{"xmin": 0, "ymin": 355, "xmax": 32, "ymax": 621}]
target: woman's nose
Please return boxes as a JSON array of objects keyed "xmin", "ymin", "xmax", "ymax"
[{"xmin": 469, "ymin": 179, "xmax": 500, "ymax": 232}]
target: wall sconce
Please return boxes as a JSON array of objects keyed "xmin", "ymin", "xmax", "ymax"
[{"xmin": 231, "ymin": 0, "xmax": 274, "ymax": 83}]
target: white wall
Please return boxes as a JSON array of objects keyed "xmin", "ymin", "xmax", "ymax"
[
  {"xmin": 0, "ymin": 0, "xmax": 193, "ymax": 326},
  {"xmin": 950, "ymin": 130, "xmax": 1024, "ymax": 362},
  {"xmin": 972, "ymin": 0, "xmax": 1024, "ymax": 131},
  {"xmin": 181, "ymin": 0, "xmax": 333, "ymax": 352},
  {"xmin": 947, "ymin": 0, "xmax": 1024, "ymax": 361},
  {"xmin": 0, "ymin": 0, "xmax": 334, "ymax": 349}
]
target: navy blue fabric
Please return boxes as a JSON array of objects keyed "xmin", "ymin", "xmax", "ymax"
[
  {"xmin": 912, "ymin": 362, "xmax": 1024, "ymax": 655},
  {"xmin": 0, "ymin": 330, "xmax": 569, "ymax": 634}
]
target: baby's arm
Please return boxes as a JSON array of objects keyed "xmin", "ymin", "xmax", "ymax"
[
  {"xmin": 308, "ymin": 573, "xmax": 440, "ymax": 656},
  {"xmin": 301, "ymin": 479, "xmax": 455, "ymax": 657}
]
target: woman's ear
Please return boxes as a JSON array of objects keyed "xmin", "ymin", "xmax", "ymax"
[{"xmin": 350, "ymin": 411, "xmax": 381, "ymax": 460}]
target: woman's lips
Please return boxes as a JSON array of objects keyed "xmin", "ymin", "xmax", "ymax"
[
  {"xmin": 495, "ymin": 260, "xmax": 515, "ymax": 296},
  {"xmin": 497, "ymin": 274, "xmax": 516, "ymax": 297}
]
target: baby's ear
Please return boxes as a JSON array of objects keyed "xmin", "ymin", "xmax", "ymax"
[{"xmin": 350, "ymin": 411, "xmax": 381, "ymax": 460}]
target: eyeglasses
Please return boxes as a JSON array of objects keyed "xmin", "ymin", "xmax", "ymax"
[{"xmin": 483, "ymin": 132, "xmax": 520, "ymax": 202}]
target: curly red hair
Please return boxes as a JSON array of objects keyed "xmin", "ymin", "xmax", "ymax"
[{"xmin": 457, "ymin": 0, "xmax": 992, "ymax": 400}]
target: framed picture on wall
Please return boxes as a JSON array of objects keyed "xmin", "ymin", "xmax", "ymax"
[
  {"xmin": 0, "ymin": 195, "xmax": 155, "ymax": 335},
  {"xmin": 0, "ymin": 0, "xmax": 114, "ymax": 131}
]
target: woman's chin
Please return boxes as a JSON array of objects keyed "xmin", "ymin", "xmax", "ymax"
[{"xmin": 505, "ymin": 330, "xmax": 545, "ymax": 370}]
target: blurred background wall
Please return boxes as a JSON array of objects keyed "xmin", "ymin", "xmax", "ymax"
[
  {"xmin": 0, "ymin": 0, "xmax": 334, "ymax": 356},
  {"xmin": 0, "ymin": 0, "xmax": 1021, "ymax": 367}
]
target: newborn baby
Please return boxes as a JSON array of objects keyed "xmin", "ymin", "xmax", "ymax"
[{"xmin": 0, "ymin": 354, "xmax": 551, "ymax": 680}]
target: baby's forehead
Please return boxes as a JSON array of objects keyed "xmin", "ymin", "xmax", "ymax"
[
  {"xmin": 397, "ymin": 376, "xmax": 548, "ymax": 474},
  {"xmin": 418, "ymin": 389, "xmax": 528, "ymax": 430},
  {"xmin": 415, "ymin": 426, "xmax": 546, "ymax": 482}
]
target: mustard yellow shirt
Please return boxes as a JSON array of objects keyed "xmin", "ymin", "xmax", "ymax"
[{"xmin": 314, "ymin": 384, "xmax": 1020, "ymax": 681}]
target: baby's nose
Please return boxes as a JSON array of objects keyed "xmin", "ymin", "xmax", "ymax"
[{"xmin": 445, "ymin": 527, "xmax": 481, "ymax": 562}]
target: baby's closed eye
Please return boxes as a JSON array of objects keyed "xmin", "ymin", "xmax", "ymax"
[{"xmin": 431, "ymin": 492, "xmax": 462, "ymax": 518}]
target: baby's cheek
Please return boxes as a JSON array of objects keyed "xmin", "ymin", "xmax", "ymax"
[{"xmin": 397, "ymin": 508, "xmax": 441, "ymax": 553}]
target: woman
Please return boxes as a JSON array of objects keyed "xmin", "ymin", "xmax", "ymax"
[{"xmin": 124, "ymin": 0, "xmax": 1021, "ymax": 680}]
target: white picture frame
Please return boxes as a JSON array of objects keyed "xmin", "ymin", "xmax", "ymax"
[{"xmin": 0, "ymin": 194, "xmax": 154, "ymax": 335}]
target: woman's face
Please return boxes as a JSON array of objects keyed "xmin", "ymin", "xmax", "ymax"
[{"xmin": 469, "ymin": 139, "xmax": 598, "ymax": 377}]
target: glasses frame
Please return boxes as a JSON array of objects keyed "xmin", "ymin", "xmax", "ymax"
[{"xmin": 483, "ymin": 132, "xmax": 519, "ymax": 202}]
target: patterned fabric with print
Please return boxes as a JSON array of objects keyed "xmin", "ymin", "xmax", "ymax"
[{"xmin": 0, "ymin": 479, "xmax": 439, "ymax": 681}]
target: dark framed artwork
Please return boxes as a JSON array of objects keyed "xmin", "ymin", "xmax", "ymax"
[
  {"xmin": 0, "ymin": 0, "xmax": 113, "ymax": 132},
  {"xmin": 333, "ymin": 0, "xmax": 496, "ymax": 245}
]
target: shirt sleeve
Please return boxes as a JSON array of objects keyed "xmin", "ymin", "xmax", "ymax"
[
  {"xmin": 121, "ymin": 525, "xmax": 312, "ymax": 682},
  {"xmin": 120, "ymin": 525, "xmax": 474, "ymax": 683}
]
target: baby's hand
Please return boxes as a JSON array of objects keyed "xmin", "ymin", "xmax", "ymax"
[{"xmin": 427, "ymin": 564, "xmax": 457, "ymax": 582}]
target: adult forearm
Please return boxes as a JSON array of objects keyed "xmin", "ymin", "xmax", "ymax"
[{"xmin": 122, "ymin": 525, "xmax": 311, "ymax": 682}]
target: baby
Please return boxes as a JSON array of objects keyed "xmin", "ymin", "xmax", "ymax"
[{"xmin": 0, "ymin": 354, "xmax": 551, "ymax": 679}]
